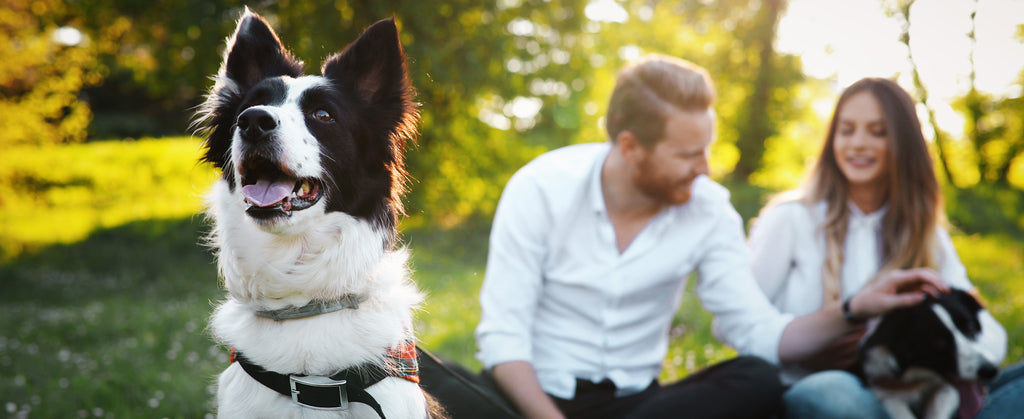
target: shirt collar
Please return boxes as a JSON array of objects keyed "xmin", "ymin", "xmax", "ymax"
[
  {"xmin": 589, "ymin": 143, "xmax": 612, "ymax": 215},
  {"xmin": 848, "ymin": 201, "xmax": 887, "ymax": 229}
]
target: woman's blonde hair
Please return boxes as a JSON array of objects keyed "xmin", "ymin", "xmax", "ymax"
[{"xmin": 771, "ymin": 78, "xmax": 944, "ymax": 303}]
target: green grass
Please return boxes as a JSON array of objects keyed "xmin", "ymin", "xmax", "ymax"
[
  {"xmin": 2, "ymin": 138, "xmax": 1022, "ymax": 416},
  {"xmin": 0, "ymin": 218, "xmax": 224, "ymax": 418},
  {"xmin": 4, "ymin": 216, "xmax": 1021, "ymax": 416}
]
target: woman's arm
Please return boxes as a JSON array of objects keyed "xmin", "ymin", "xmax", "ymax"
[{"xmin": 778, "ymin": 268, "xmax": 949, "ymax": 364}]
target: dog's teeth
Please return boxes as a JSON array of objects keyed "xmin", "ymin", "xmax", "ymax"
[{"xmin": 299, "ymin": 181, "xmax": 311, "ymax": 197}]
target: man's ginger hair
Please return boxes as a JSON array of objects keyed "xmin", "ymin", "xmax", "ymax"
[{"xmin": 605, "ymin": 54, "xmax": 716, "ymax": 147}]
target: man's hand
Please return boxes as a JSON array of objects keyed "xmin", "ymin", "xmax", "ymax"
[
  {"xmin": 798, "ymin": 326, "xmax": 865, "ymax": 371},
  {"xmin": 491, "ymin": 361, "xmax": 566, "ymax": 419},
  {"xmin": 848, "ymin": 268, "xmax": 950, "ymax": 320}
]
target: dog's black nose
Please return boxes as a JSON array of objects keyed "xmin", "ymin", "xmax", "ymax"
[
  {"xmin": 237, "ymin": 108, "xmax": 278, "ymax": 142},
  {"xmin": 979, "ymin": 362, "xmax": 999, "ymax": 381}
]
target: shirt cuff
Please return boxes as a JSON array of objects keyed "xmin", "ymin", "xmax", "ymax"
[
  {"xmin": 475, "ymin": 332, "xmax": 532, "ymax": 370},
  {"xmin": 722, "ymin": 312, "xmax": 795, "ymax": 365}
]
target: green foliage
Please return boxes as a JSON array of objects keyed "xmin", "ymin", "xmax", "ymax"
[
  {"xmin": 945, "ymin": 183, "xmax": 1024, "ymax": 238},
  {"xmin": 949, "ymin": 84, "xmax": 1024, "ymax": 189},
  {"xmin": 44, "ymin": 0, "xmax": 827, "ymax": 226},
  {"xmin": 0, "ymin": 0, "xmax": 108, "ymax": 146}
]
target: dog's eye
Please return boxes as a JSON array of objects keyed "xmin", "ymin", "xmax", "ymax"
[{"xmin": 313, "ymin": 109, "xmax": 334, "ymax": 122}]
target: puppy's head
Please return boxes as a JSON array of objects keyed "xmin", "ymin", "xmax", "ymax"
[
  {"xmin": 195, "ymin": 9, "xmax": 418, "ymax": 238},
  {"xmin": 861, "ymin": 289, "xmax": 999, "ymax": 383}
]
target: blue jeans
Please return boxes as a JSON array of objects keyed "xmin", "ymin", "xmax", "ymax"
[
  {"xmin": 782, "ymin": 370, "xmax": 889, "ymax": 419},
  {"xmin": 977, "ymin": 361, "xmax": 1024, "ymax": 419},
  {"xmin": 784, "ymin": 363, "xmax": 1024, "ymax": 419}
]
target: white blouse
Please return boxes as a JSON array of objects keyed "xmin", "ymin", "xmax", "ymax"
[{"xmin": 748, "ymin": 200, "xmax": 1007, "ymax": 383}]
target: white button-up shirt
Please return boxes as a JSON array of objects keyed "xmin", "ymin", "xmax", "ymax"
[
  {"xmin": 748, "ymin": 200, "xmax": 1008, "ymax": 383},
  {"xmin": 475, "ymin": 142, "xmax": 793, "ymax": 399}
]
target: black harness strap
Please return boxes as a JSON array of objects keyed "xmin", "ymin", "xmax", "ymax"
[{"xmin": 235, "ymin": 353, "xmax": 388, "ymax": 418}]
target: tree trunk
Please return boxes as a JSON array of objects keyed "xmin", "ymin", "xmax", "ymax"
[
  {"xmin": 732, "ymin": 0, "xmax": 785, "ymax": 182},
  {"xmin": 893, "ymin": 1, "xmax": 957, "ymax": 187}
]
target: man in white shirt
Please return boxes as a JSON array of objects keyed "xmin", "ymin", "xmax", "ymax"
[
  {"xmin": 475, "ymin": 55, "xmax": 789, "ymax": 418},
  {"xmin": 474, "ymin": 55, "xmax": 951, "ymax": 419}
]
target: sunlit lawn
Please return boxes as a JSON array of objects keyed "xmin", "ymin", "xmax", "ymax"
[{"xmin": 2, "ymin": 138, "xmax": 1022, "ymax": 417}]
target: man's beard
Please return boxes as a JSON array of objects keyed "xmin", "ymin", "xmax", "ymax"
[{"xmin": 633, "ymin": 158, "xmax": 694, "ymax": 206}]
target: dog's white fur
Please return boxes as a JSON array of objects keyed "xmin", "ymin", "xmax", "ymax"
[
  {"xmin": 208, "ymin": 175, "xmax": 428, "ymax": 418},
  {"xmin": 868, "ymin": 366, "xmax": 958, "ymax": 419}
]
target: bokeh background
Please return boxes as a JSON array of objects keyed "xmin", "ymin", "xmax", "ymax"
[{"xmin": 2, "ymin": 0, "xmax": 1022, "ymax": 417}]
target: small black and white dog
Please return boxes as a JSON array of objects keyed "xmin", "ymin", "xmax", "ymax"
[
  {"xmin": 195, "ymin": 8, "xmax": 440, "ymax": 418},
  {"xmin": 860, "ymin": 288, "xmax": 1002, "ymax": 419}
]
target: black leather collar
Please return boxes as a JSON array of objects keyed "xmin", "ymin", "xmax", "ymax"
[{"xmin": 234, "ymin": 352, "xmax": 388, "ymax": 417}]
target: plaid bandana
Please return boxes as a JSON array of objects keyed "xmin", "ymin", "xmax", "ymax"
[{"xmin": 385, "ymin": 340, "xmax": 420, "ymax": 384}]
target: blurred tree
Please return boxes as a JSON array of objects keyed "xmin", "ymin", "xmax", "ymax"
[
  {"xmin": 956, "ymin": 7, "xmax": 1023, "ymax": 188},
  {"xmin": 256, "ymin": 0, "xmax": 592, "ymax": 226},
  {"xmin": 0, "ymin": 0, "xmax": 111, "ymax": 146},
  {"xmin": 730, "ymin": 0, "xmax": 789, "ymax": 183},
  {"xmin": 888, "ymin": 0, "xmax": 1024, "ymax": 235},
  {"xmin": 69, "ymin": 0, "xmax": 243, "ymax": 138},
  {"xmin": 890, "ymin": 0, "xmax": 1023, "ymax": 190},
  {"xmin": 890, "ymin": 0, "xmax": 957, "ymax": 186},
  {"xmin": 53, "ymin": 0, "xmax": 814, "ymax": 226},
  {"xmin": 574, "ymin": 0, "xmax": 809, "ymax": 185}
]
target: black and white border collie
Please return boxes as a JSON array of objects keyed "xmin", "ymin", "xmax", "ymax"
[
  {"xmin": 860, "ymin": 288, "xmax": 1004, "ymax": 419},
  {"xmin": 194, "ymin": 8, "xmax": 439, "ymax": 418}
]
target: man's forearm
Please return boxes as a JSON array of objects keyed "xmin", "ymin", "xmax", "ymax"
[
  {"xmin": 777, "ymin": 301, "xmax": 852, "ymax": 364},
  {"xmin": 491, "ymin": 361, "xmax": 566, "ymax": 419}
]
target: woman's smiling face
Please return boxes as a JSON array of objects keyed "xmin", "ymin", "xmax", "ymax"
[{"xmin": 833, "ymin": 90, "xmax": 890, "ymax": 194}]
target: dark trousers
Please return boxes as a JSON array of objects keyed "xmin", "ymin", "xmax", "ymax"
[
  {"xmin": 552, "ymin": 356, "xmax": 784, "ymax": 419},
  {"xmin": 417, "ymin": 348, "xmax": 521, "ymax": 419},
  {"xmin": 420, "ymin": 351, "xmax": 782, "ymax": 419}
]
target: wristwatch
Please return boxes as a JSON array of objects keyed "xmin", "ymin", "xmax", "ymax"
[{"xmin": 842, "ymin": 295, "xmax": 867, "ymax": 324}]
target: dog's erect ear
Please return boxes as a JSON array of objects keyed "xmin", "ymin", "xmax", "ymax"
[
  {"xmin": 222, "ymin": 8, "xmax": 304, "ymax": 91},
  {"xmin": 321, "ymin": 18, "xmax": 416, "ymax": 119},
  {"xmin": 198, "ymin": 8, "xmax": 304, "ymax": 174}
]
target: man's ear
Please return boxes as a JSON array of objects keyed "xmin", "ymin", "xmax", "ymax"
[{"xmin": 617, "ymin": 130, "xmax": 645, "ymax": 164}]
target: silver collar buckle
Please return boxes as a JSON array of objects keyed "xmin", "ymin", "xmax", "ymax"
[{"xmin": 288, "ymin": 375, "xmax": 349, "ymax": 410}]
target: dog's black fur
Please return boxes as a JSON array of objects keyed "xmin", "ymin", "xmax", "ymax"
[
  {"xmin": 199, "ymin": 9, "xmax": 417, "ymax": 241},
  {"xmin": 859, "ymin": 288, "xmax": 999, "ymax": 419}
]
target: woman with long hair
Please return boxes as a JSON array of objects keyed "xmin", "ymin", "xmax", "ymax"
[{"xmin": 748, "ymin": 77, "xmax": 1018, "ymax": 418}]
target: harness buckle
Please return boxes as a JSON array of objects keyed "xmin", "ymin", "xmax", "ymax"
[{"xmin": 289, "ymin": 375, "xmax": 349, "ymax": 410}]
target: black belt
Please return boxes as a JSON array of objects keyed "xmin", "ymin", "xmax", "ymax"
[{"xmin": 574, "ymin": 378, "xmax": 619, "ymax": 396}]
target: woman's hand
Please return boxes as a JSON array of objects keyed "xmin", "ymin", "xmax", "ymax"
[{"xmin": 848, "ymin": 268, "xmax": 950, "ymax": 320}]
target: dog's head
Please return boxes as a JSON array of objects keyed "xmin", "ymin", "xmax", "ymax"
[
  {"xmin": 861, "ymin": 288, "xmax": 999, "ymax": 383},
  {"xmin": 195, "ymin": 9, "xmax": 417, "ymax": 239}
]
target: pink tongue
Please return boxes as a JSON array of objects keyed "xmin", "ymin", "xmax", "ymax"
[
  {"xmin": 956, "ymin": 381, "xmax": 985, "ymax": 418},
  {"xmin": 242, "ymin": 179, "xmax": 293, "ymax": 207}
]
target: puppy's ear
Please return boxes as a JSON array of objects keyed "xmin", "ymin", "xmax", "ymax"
[
  {"xmin": 321, "ymin": 18, "xmax": 417, "ymax": 130},
  {"xmin": 222, "ymin": 8, "xmax": 304, "ymax": 91}
]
